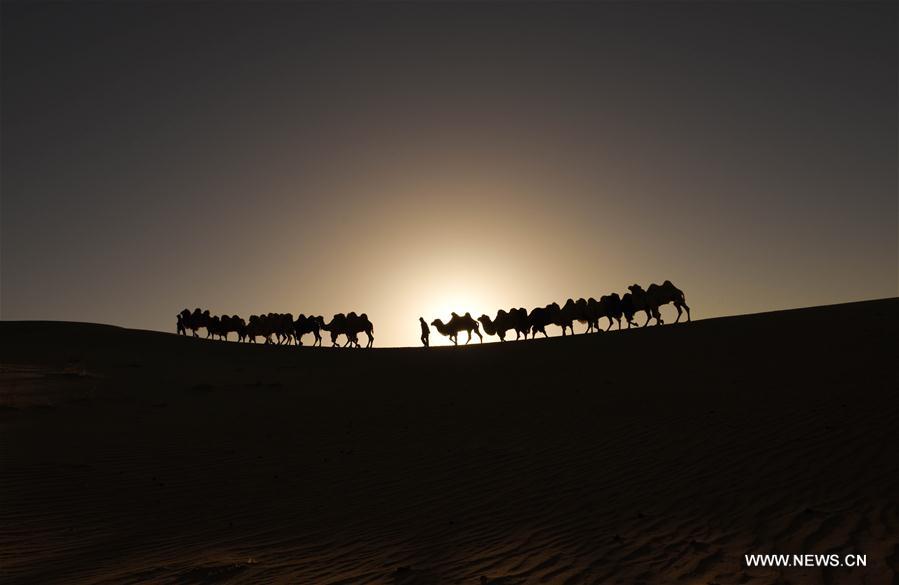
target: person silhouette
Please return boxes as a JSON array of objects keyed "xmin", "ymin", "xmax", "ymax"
[{"xmin": 419, "ymin": 317, "xmax": 430, "ymax": 347}]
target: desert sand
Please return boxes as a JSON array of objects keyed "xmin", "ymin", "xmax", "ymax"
[{"xmin": 1, "ymin": 298, "xmax": 897, "ymax": 584}]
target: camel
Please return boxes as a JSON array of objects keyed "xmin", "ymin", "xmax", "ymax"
[
  {"xmin": 619, "ymin": 292, "xmax": 639, "ymax": 328},
  {"xmin": 557, "ymin": 299, "xmax": 580, "ymax": 335},
  {"xmin": 294, "ymin": 314, "xmax": 325, "ymax": 346},
  {"xmin": 478, "ymin": 310, "xmax": 515, "ymax": 342},
  {"xmin": 322, "ymin": 313, "xmax": 348, "ymax": 347},
  {"xmin": 229, "ymin": 316, "xmax": 248, "ymax": 342},
  {"xmin": 348, "ymin": 312, "xmax": 374, "ymax": 348},
  {"xmin": 574, "ymin": 297, "xmax": 598, "ymax": 333},
  {"xmin": 262, "ymin": 313, "xmax": 294, "ymax": 345},
  {"xmin": 479, "ymin": 308, "xmax": 530, "ymax": 341},
  {"xmin": 528, "ymin": 303, "xmax": 563, "ymax": 338},
  {"xmin": 178, "ymin": 308, "xmax": 209, "ymax": 337},
  {"xmin": 626, "ymin": 285, "xmax": 659, "ymax": 326},
  {"xmin": 246, "ymin": 314, "xmax": 276, "ymax": 344},
  {"xmin": 322, "ymin": 312, "xmax": 374, "ymax": 348},
  {"xmin": 585, "ymin": 298, "xmax": 603, "ymax": 332},
  {"xmin": 206, "ymin": 315, "xmax": 224, "ymax": 340},
  {"xmin": 193, "ymin": 309, "xmax": 211, "ymax": 336},
  {"xmin": 645, "ymin": 280, "xmax": 691, "ymax": 324},
  {"xmin": 562, "ymin": 298, "xmax": 599, "ymax": 334},
  {"xmin": 508, "ymin": 307, "xmax": 530, "ymax": 340},
  {"xmin": 218, "ymin": 315, "xmax": 245, "ymax": 341},
  {"xmin": 431, "ymin": 312, "xmax": 482, "ymax": 345},
  {"xmin": 594, "ymin": 293, "xmax": 623, "ymax": 330}
]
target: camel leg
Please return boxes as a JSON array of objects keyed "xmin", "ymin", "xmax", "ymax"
[
  {"xmin": 477, "ymin": 329, "xmax": 483, "ymax": 343},
  {"xmin": 367, "ymin": 333, "xmax": 373, "ymax": 348},
  {"xmin": 465, "ymin": 330, "xmax": 472, "ymax": 344},
  {"xmin": 674, "ymin": 304, "xmax": 682, "ymax": 323},
  {"xmin": 684, "ymin": 303, "xmax": 691, "ymax": 322}
]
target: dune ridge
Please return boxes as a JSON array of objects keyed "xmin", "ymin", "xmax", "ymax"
[{"xmin": 1, "ymin": 298, "xmax": 897, "ymax": 584}]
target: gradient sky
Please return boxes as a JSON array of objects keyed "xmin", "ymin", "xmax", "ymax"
[{"xmin": 2, "ymin": 1, "xmax": 896, "ymax": 347}]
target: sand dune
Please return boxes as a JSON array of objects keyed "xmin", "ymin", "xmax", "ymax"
[{"xmin": 1, "ymin": 299, "xmax": 897, "ymax": 584}]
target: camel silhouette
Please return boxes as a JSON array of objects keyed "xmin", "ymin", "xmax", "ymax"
[
  {"xmin": 177, "ymin": 308, "xmax": 210, "ymax": 337},
  {"xmin": 431, "ymin": 312, "xmax": 482, "ymax": 345},
  {"xmin": 527, "ymin": 303, "xmax": 556, "ymax": 338},
  {"xmin": 626, "ymin": 285, "xmax": 657, "ymax": 326},
  {"xmin": 295, "ymin": 314, "xmax": 325, "ymax": 346},
  {"xmin": 322, "ymin": 312, "xmax": 374, "ymax": 348},
  {"xmin": 646, "ymin": 280, "xmax": 691, "ymax": 324},
  {"xmin": 508, "ymin": 307, "xmax": 530, "ymax": 340},
  {"xmin": 478, "ymin": 310, "xmax": 514, "ymax": 342}
]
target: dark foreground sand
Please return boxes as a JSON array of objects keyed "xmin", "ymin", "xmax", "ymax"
[{"xmin": 1, "ymin": 299, "xmax": 897, "ymax": 584}]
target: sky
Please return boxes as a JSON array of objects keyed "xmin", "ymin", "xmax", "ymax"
[{"xmin": 1, "ymin": 1, "xmax": 896, "ymax": 347}]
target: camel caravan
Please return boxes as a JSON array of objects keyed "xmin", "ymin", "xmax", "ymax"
[
  {"xmin": 175, "ymin": 280, "xmax": 688, "ymax": 348},
  {"xmin": 176, "ymin": 309, "xmax": 374, "ymax": 348},
  {"xmin": 429, "ymin": 280, "xmax": 690, "ymax": 345}
]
